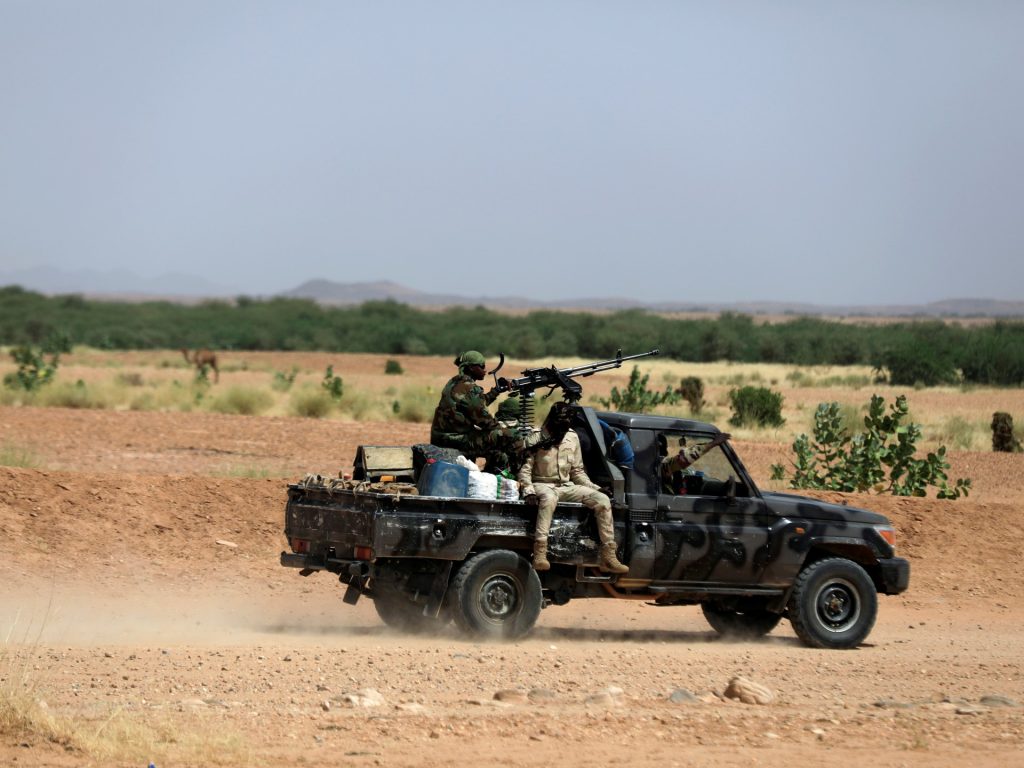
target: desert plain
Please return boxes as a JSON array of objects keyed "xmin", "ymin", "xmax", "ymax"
[{"xmin": 1, "ymin": 350, "xmax": 1023, "ymax": 767}]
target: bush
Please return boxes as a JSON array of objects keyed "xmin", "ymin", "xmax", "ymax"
[
  {"xmin": 395, "ymin": 386, "xmax": 436, "ymax": 423},
  {"xmin": 291, "ymin": 388, "xmax": 334, "ymax": 418},
  {"xmin": 677, "ymin": 376, "xmax": 705, "ymax": 413},
  {"xmin": 3, "ymin": 344, "xmax": 62, "ymax": 391},
  {"xmin": 790, "ymin": 394, "xmax": 971, "ymax": 498},
  {"xmin": 208, "ymin": 386, "xmax": 274, "ymax": 416},
  {"xmin": 272, "ymin": 367, "xmax": 298, "ymax": 392},
  {"xmin": 875, "ymin": 341, "xmax": 958, "ymax": 387},
  {"xmin": 728, "ymin": 386, "xmax": 785, "ymax": 428},
  {"xmin": 384, "ymin": 359, "xmax": 404, "ymax": 375},
  {"xmin": 597, "ymin": 366, "xmax": 680, "ymax": 412},
  {"xmin": 322, "ymin": 365, "xmax": 344, "ymax": 401},
  {"xmin": 991, "ymin": 412, "xmax": 1022, "ymax": 453},
  {"xmin": 35, "ymin": 380, "xmax": 110, "ymax": 409}
]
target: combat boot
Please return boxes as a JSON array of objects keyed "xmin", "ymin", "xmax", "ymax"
[
  {"xmin": 599, "ymin": 543, "xmax": 628, "ymax": 574},
  {"xmin": 533, "ymin": 538, "xmax": 550, "ymax": 571}
]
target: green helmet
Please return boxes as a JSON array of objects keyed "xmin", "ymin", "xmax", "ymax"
[
  {"xmin": 496, "ymin": 397, "xmax": 520, "ymax": 420},
  {"xmin": 456, "ymin": 350, "xmax": 486, "ymax": 368}
]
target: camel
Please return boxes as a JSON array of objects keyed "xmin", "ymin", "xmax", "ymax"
[{"xmin": 180, "ymin": 348, "xmax": 220, "ymax": 382}]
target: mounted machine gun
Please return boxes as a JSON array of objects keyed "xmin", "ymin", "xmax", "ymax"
[{"xmin": 489, "ymin": 349, "xmax": 659, "ymax": 432}]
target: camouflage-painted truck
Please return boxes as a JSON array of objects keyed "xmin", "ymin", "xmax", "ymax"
[{"xmin": 281, "ymin": 405, "xmax": 909, "ymax": 649}]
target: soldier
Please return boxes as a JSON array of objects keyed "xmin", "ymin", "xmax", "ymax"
[
  {"xmin": 494, "ymin": 396, "xmax": 521, "ymax": 428},
  {"xmin": 518, "ymin": 402, "xmax": 629, "ymax": 574},
  {"xmin": 659, "ymin": 433, "xmax": 727, "ymax": 494},
  {"xmin": 431, "ymin": 351, "xmax": 516, "ymax": 470}
]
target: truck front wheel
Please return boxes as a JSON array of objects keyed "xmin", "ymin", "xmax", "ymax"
[
  {"xmin": 448, "ymin": 550, "xmax": 542, "ymax": 640},
  {"xmin": 787, "ymin": 557, "xmax": 878, "ymax": 649}
]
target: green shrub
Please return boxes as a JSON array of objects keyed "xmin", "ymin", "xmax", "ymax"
[
  {"xmin": 272, "ymin": 367, "xmax": 298, "ymax": 392},
  {"xmin": 291, "ymin": 388, "xmax": 334, "ymax": 418},
  {"xmin": 728, "ymin": 386, "xmax": 785, "ymax": 428},
  {"xmin": 322, "ymin": 365, "xmax": 344, "ymax": 401},
  {"xmin": 875, "ymin": 342, "xmax": 958, "ymax": 387},
  {"xmin": 208, "ymin": 386, "xmax": 274, "ymax": 416},
  {"xmin": 790, "ymin": 394, "xmax": 971, "ymax": 499},
  {"xmin": 384, "ymin": 359, "xmax": 404, "ymax": 375},
  {"xmin": 597, "ymin": 366, "xmax": 680, "ymax": 412},
  {"xmin": 3, "ymin": 344, "xmax": 63, "ymax": 391},
  {"xmin": 677, "ymin": 376, "xmax": 705, "ymax": 414}
]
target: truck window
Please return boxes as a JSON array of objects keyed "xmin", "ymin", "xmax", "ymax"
[{"xmin": 658, "ymin": 433, "xmax": 749, "ymax": 497}]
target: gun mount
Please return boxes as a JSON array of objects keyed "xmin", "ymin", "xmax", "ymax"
[{"xmin": 491, "ymin": 349, "xmax": 659, "ymax": 432}]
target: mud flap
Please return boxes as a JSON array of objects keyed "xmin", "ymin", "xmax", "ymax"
[{"xmin": 423, "ymin": 561, "xmax": 454, "ymax": 618}]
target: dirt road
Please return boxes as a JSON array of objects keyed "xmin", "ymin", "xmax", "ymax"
[{"xmin": 1, "ymin": 407, "xmax": 1023, "ymax": 767}]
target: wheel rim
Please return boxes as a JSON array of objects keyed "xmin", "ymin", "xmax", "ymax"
[
  {"xmin": 815, "ymin": 578, "xmax": 860, "ymax": 633},
  {"xmin": 478, "ymin": 571, "xmax": 520, "ymax": 624}
]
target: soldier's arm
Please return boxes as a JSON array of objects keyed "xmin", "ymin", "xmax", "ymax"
[
  {"xmin": 517, "ymin": 452, "xmax": 535, "ymax": 496},
  {"xmin": 456, "ymin": 386, "xmax": 503, "ymax": 431}
]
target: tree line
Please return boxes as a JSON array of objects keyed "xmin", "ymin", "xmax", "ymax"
[{"xmin": 1, "ymin": 285, "xmax": 1022, "ymax": 386}]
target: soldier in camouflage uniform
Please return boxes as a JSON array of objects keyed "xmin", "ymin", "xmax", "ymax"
[
  {"xmin": 494, "ymin": 396, "xmax": 521, "ymax": 428},
  {"xmin": 431, "ymin": 351, "xmax": 517, "ymax": 471},
  {"xmin": 518, "ymin": 402, "xmax": 629, "ymax": 574},
  {"xmin": 659, "ymin": 433, "xmax": 727, "ymax": 494}
]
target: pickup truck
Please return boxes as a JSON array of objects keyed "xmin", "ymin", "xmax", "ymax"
[{"xmin": 281, "ymin": 405, "xmax": 909, "ymax": 649}]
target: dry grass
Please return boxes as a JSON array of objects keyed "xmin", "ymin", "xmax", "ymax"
[
  {"xmin": 0, "ymin": 441, "xmax": 40, "ymax": 468},
  {"xmin": 1, "ymin": 350, "xmax": 1022, "ymax": 452}
]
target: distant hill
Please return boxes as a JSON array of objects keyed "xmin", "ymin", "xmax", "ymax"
[
  {"xmin": 2, "ymin": 268, "xmax": 1023, "ymax": 318},
  {"xmin": 279, "ymin": 278, "xmax": 1024, "ymax": 318}
]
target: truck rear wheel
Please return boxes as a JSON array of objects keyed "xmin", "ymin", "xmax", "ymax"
[
  {"xmin": 372, "ymin": 583, "xmax": 449, "ymax": 634},
  {"xmin": 787, "ymin": 557, "xmax": 878, "ymax": 649},
  {"xmin": 702, "ymin": 600, "xmax": 782, "ymax": 640},
  {"xmin": 448, "ymin": 550, "xmax": 542, "ymax": 640}
]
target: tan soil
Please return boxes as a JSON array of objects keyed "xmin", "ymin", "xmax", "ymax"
[{"xmin": 2, "ymin": 405, "xmax": 1024, "ymax": 767}]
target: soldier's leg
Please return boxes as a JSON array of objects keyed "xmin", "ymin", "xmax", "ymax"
[
  {"xmin": 560, "ymin": 486, "xmax": 627, "ymax": 574},
  {"xmin": 531, "ymin": 484, "xmax": 558, "ymax": 571}
]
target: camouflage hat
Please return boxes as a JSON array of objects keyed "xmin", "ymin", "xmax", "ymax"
[
  {"xmin": 457, "ymin": 350, "xmax": 486, "ymax": 368},
  {"xmin": 495, "ymin": 397, "xmax": 520, "ymax": 420}
]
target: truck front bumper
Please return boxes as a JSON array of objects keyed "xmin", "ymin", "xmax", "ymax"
[{"xmin": 877, "ymin": 557, "xmax": 911, "ymax": 595}]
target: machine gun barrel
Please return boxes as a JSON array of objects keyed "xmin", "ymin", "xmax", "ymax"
[{"xmin": 499, "ymin": 348, "xmax": 659, "ymax": 402}]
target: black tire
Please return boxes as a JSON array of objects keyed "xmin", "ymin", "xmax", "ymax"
[
  {"xmin": 372, "ymin": 582, "xmax": 449, "ymax": 634},
  {"xmin": 702, "ymin": 600, "xmax": 783, "ymax": 640},
  {"xmin": 448, "ymin": 550, "xmax": 542, "ymax": 640},
  {"xmin": 787, "ymin": 558, "xmax": 878, "ymax": 649}
]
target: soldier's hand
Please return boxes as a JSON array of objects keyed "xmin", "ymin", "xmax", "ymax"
[
  {"xmin": 523, "ymin": 493, "xmax": 539, "ymax": 506},
  {"xmin": 598, "ymin": 486, "xmax": 614, "ymax": 498}
]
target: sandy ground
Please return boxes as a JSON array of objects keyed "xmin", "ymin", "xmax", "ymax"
[{"xmin": 1, "ymin": 405, "xmax": 1024, "ymax": 767}]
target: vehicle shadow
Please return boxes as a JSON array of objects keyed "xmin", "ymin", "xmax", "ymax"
[
  {"xmin": 257, "ymin": 620, "xmax": 801, "ymax": 646},
  {"xmin": 534, "ymin": 625, "xmax": 801, "ymax": 646}
]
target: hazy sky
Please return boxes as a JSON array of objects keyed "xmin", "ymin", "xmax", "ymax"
[{"xmin": 1, "ymin": 1, "xmax": 1022, "ymax": 305}]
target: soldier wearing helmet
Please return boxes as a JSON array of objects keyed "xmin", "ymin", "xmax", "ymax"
[
  {"xmin": 494, "ymin": 396, "xmax": 522, "ymax": 428},
  {"xmin": 431, "ymin": 351, "xmax": 515, "ymax": 471}
]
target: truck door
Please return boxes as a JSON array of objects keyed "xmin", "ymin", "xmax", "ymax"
[{"xmin": 650, "ymin": 433, "xmax": 774, "ymax": 585}]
